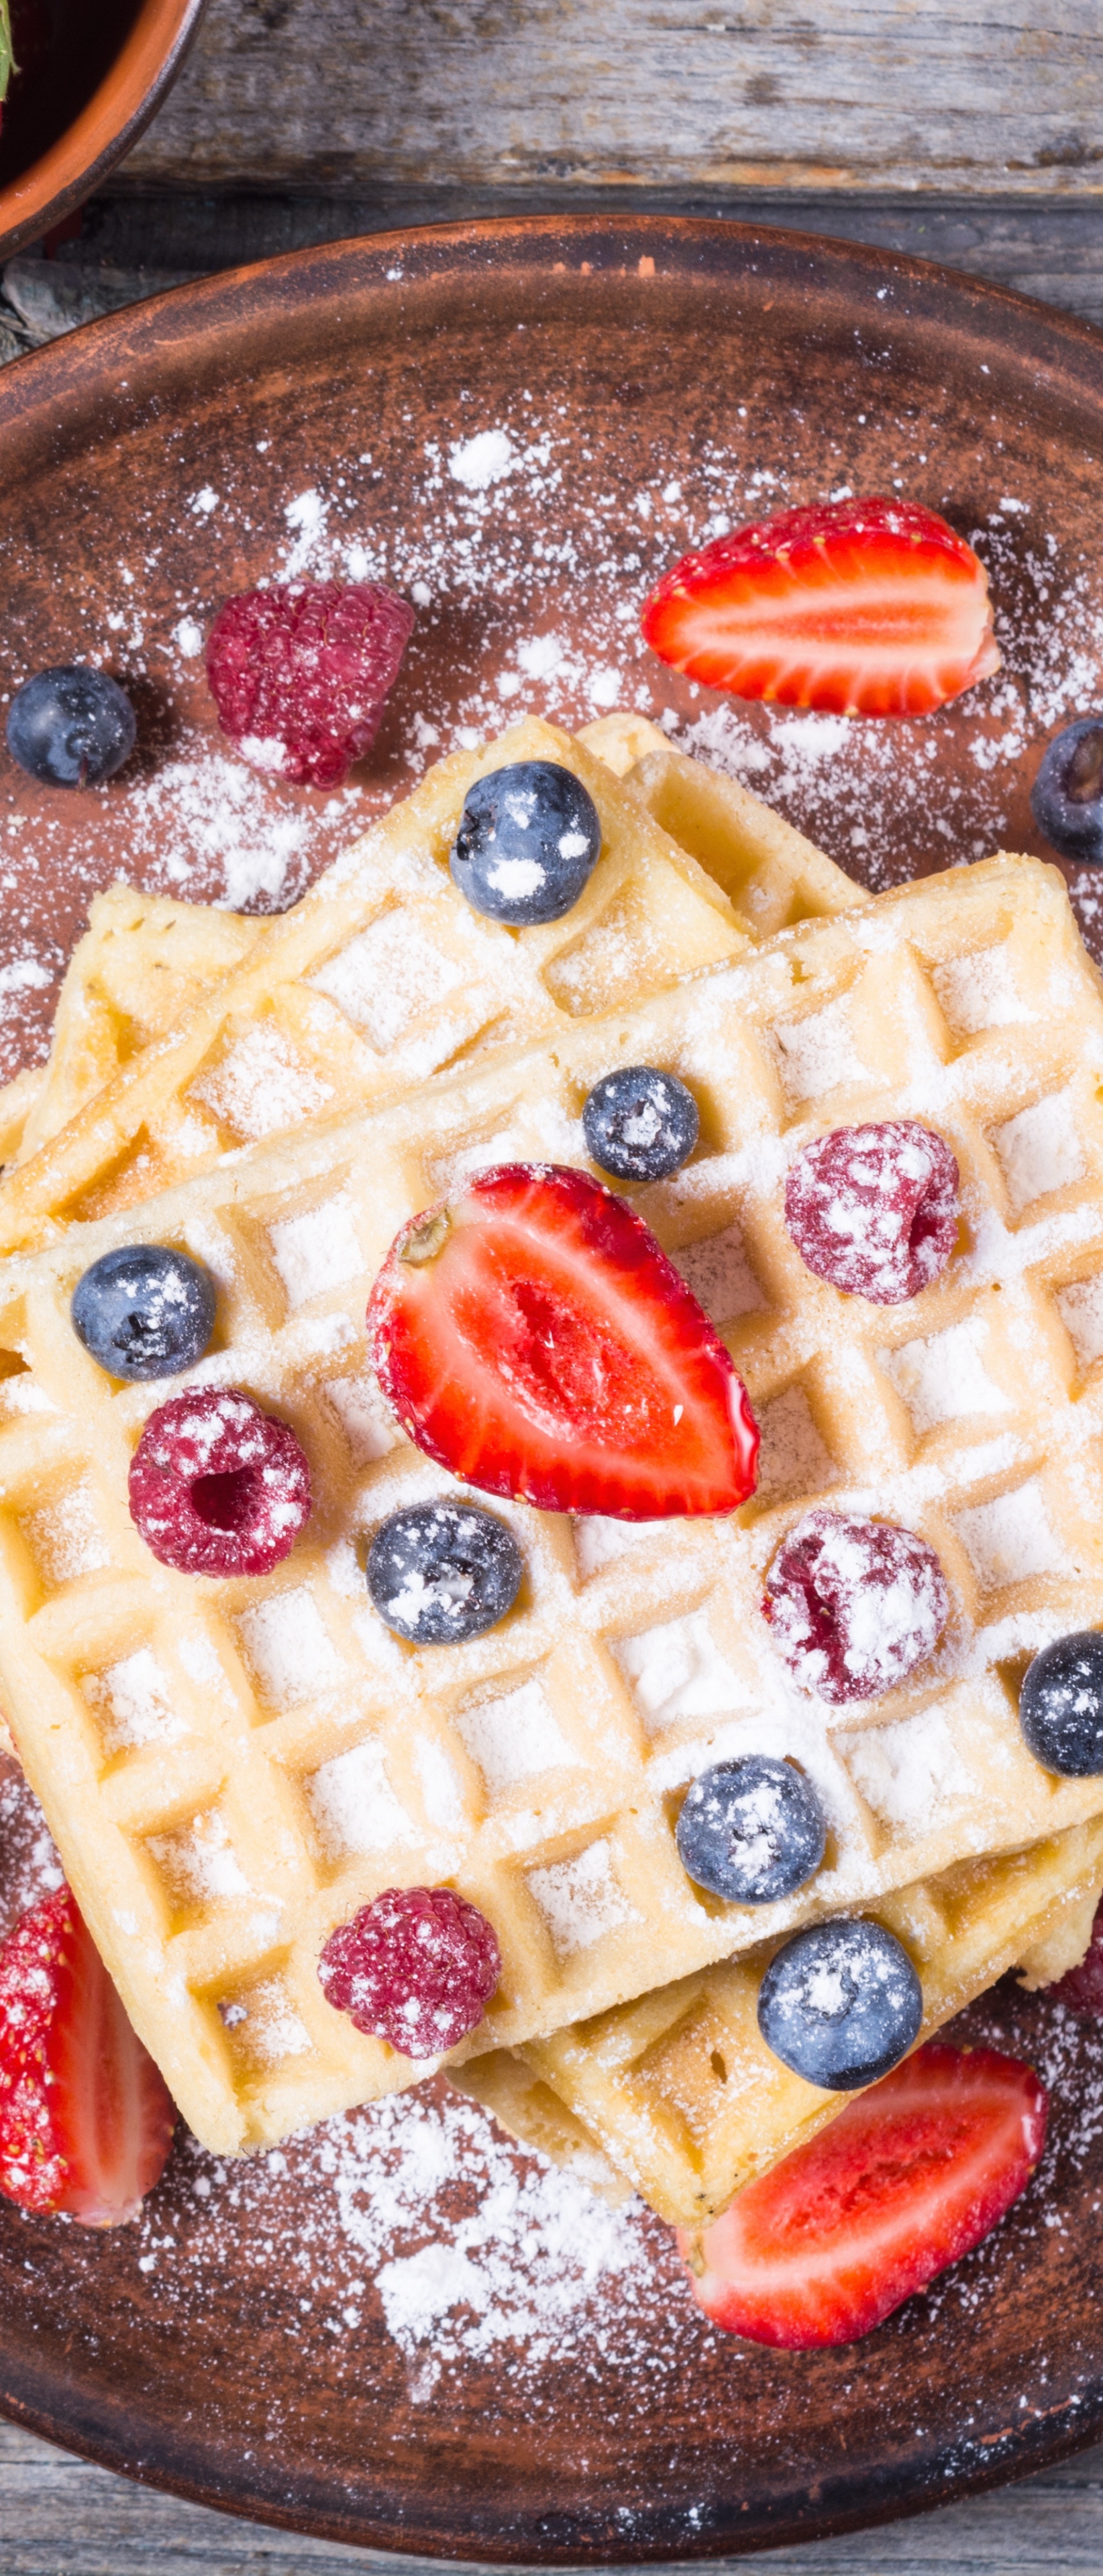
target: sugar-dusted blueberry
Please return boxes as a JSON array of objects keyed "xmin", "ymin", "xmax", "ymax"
[
  {"xmin": 582, "ymin": 1064, "xmax": 699, "ymax": 1183},
  {"xmin": 367, "ymin": 1500, "xmax": 523, "ymax": 1645},
  {"xmin": 72, "ymin": 1244, "xmax": 216, "ymax": 1381},
  {"xmin": 6, "ymin": 666, "xmax": 136, "ymax": 788},
  {"xmin": 758, "ymin": 1918, "xmax": 923, "ymax": 2090},
  {"xmin": 764, "ymin": 1507, "xmax": 949, "ymax": 1705},
  {"xmin": 676, "ymin": 1754, "xmax": 826, "ymax": 1904},
  {"xmin": 318, "ymin": 1884, "xmax": 501, "ymax": 2055},
  {"xmin": 128, "ymin": 1387, "xmax": 311, "ymax": 1577},
  {"xmin": 450, "ymin": 760, "xmax": 602, "ymax": 925},
  {"xmin": 785, "ymin": 1120, "xmax": 959, "ymax": 1304},
  {"xmin": 1019, "ymin": 1629, "xmax": 1103, "ymax": 1777},
  {"xmin": 1031, "ymin": 718, "xmax": 1103, "ymax": 865}
]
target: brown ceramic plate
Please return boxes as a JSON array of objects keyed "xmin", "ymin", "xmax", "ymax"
[
  {"xmin": 0, "ymin": 0, "xmax": 209, "ymax": 263},
  {"xmin": 3, "ymin": 217, "xmax": 1103, "ymax": 2562}
]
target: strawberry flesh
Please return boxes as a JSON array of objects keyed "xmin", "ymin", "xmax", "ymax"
[
  {"xmin": 642, "ymin": 496, "xmax": 1000, "ymax": 718},
  {"xmin": 0, "ymin": 1885, "xmax": 176, "ymax": 2226},
  {"xmin": 681, "ymin": 2039, "xmax": 1047, "ymax": 2348},
  {"xmin": 367, "ymin": 1162, "xmax": 758, "ymax": 1518}
]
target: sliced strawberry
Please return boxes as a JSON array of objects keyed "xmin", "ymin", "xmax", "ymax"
[
  {"xmin": 367, "ymin": 1162, "xmax": 758, "ymax": 1518},
  {"xmin": 641, "ymin": 496, "xmax": 1000, "ymax": 718},
  {"xmin": 680, "ymin": 2040, "xmax": 1047, "ymax": 2349},
  {"xmin": 0, "ymin": 1886, "xmax": 176, "ymax": 2226}
]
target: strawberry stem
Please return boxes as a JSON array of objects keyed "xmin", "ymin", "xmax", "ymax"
[{"xmin": 0, "ymin": 0, "xmax": 12, "ymax": 100}]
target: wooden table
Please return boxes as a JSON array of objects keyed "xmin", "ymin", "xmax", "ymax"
[{"xmin": 5, "ymin": 5, "xmax": 1103, "ymax": 2569}]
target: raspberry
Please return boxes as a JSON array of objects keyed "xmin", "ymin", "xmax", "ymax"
[
  {"xmin": 317, "ymin": 1886, "xmax": 501, "ymax": 2057},
  {"xmin": 1046, "ymin": 1896, "xmax": 1103, "ymax": 2015},
  {"xmin": 205, "ymin": 582, "xmax": 415, "ymax": 789},
  {"xmin": 128, "ymin": 1387, "xmax": 311, "ymax": 1576},
  {"xmin": 764, "ymin": 1507, "xmax": 949, "ymax": 1704},
  {"xmin": 785, "ymin": 1120, "xmax": 959, "ymax": 1304}
]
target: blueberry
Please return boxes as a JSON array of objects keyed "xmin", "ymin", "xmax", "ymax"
[
  {"xmin": 1031, "ymin": 718, "xmax": 1103, "ymax": 863},
  {"xmin": 676, "ymin": 1756, "xmax": 825, "ymax": 1903},
  {"xmin": 1019, "ymin": 1629, "xmax": 1103, "ymax": 1776},
  {"xmin": 72, "ymin": 1245, "xmax": 216, "ymax": 1381},
  {"xmin": 582, "ymin": 1065, "xmax": 699, "ymax": 1182},
  {"xmin": 367, "ymin": 1500, "xmax": 523, "ymax": 1644},
  {"xmin": 450, "ymin": 761, "xmax": 602, "ymax": 925},
  {"xmin": 6, "ymin": 666, "xmax": 136, "ymax": 789},
  {"xmin": 757, "ymin": 1919, "xmax": 923, "ymax": 2090}
]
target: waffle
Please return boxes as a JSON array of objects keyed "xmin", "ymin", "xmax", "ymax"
[
  {"xmin": 0, "ymin": 716, "xmax": 869, "ymax": 1255},
  {"xmin": 1, "ymin": 851, "xmax": 1103, "ymax": 2153},
  {"xmin": 458, "ymin": 1817, "xmax": 1103, "ymax": 2224}
]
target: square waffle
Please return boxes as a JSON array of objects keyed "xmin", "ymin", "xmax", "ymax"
[
  {"xmin": 0, "ymin": 853, "xmax": 1102, "ymax": 2155},
  {"xmin": 458, "ymin": 1816, "xmax": 1103, "ymax": 2224},
  {"xmin": 0, "ymin": 716, "xmax": 866, "ymax": 1253}
]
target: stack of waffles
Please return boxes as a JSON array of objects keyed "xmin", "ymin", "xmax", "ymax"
[{"xmin": 2, "ymin": 710, "xmax": 1103, "ymax": 2233}]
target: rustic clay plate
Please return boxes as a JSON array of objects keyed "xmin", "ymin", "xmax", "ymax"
[{"xmin": 3, "ymin": 217, "xmax": 1103, "ymax": 2562}]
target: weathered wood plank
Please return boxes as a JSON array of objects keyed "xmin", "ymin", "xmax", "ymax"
[{"xmin": 121, "ymin": 0, "xmax": 1103, "ymax": 197}]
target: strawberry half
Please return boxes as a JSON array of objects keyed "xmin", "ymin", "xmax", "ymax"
[
  {"xmin": 680, "ymin": 2040, "xmax": 1047, "ymax": 2349},
  {"xmin": 367, "ymin": 1162, "xmax": 758, "ymax": 1518},
  {"xmin": 0, "ymin": 1886, "xmax": 176, "ymax": 2226},
  {"xmin": 641, "ymin": 496, "xmax": 1000, "ymax": 718}
]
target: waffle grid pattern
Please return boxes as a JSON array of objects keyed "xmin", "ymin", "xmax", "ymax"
[{"xmin": 0, "ymin": 857, "xmax": 1101, "ymax": 2153}]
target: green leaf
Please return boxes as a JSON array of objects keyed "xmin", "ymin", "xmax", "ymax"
[{"xmin": 0, "ymin": 0, "xmax": 12, "ymax": 105}]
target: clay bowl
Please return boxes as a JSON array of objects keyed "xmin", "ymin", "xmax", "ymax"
[{"xmin": 0, "ymin": 0, "xmax": 207, "ymax": 261}]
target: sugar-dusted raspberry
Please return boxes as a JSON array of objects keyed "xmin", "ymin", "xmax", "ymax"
[
  {"xmin": 318, "ymin": 1886, "xmax": 501, "ymax": 2057},
  {"xmin": 205, "ymin": 582, "xmax": 415, "ymax": 789},
  {"xmin": 764, "ymin": 1507, "xmax": 949, "ymax": 1704},
  {"xmin": 1046, "ymin": 1896, "xmax": 1103, "ymax": 2015},
  {"xmin": 784, "ymin": 1120, "xmax": 959, "ymax": 1304},
  {"xmin": 129, "ymin": 1387, "xmax": 311, "ymax": 1576}
]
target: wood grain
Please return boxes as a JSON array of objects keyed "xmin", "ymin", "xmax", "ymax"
[{"xmin": 119, "ymin": 0, "xmax": 1103, "ymax": 197}]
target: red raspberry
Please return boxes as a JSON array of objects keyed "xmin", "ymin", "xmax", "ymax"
[
  {"xmin": 784, "ymin": 1120, "xmax": 959, "ymax": 1303},
  {"xmin": 205, "ymin": 582, "xmax": 415, "ymax": 789},
  {"xmin": 129, "ymin": 1387, "xmax": 311, "ymax": 1576},
  {"xmin": 318, "ymin": 1886, "xmax": 501, "ymax": 2057},
  {"xmin": 1046, "ymin": 1896, "xmax": 1103, "ymax": 2015},
  {"xmin": 764, "ymin": 1507, "xmax": 949, "ymax": 1704}
]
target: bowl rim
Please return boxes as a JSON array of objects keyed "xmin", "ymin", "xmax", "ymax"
[{"xmin": 0, "ymin": 0, "xmax": 208, "ymax": 264}]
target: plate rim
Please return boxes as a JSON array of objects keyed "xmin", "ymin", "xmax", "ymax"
[{"xmin": 2, "ymin": 209, "xmax": 1103, "ymax": 2563}]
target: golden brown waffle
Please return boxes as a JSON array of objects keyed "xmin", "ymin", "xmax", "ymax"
[
  {"xmin": 1, "ymin": 853, "xmax": 1102, "ymax": 2154},
  {"xmin": 458, "ymin": 1818, "xmax": 1103, "ymax": 2224}
]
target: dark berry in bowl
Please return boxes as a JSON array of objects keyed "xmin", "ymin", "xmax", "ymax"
[
  {"xmin": 785, "ymin": 1120, "xmax": 959, "ymax": 1304},
  {"xmin": 582, "ymin": 1065, "xmax": 699, "ymax": 1182},
  {"xmin": 1019, "ymin": 1629, "xmax": 1103, "ymax": 1776},
  {"xmin": 128, "ymin": 1387, "xmax": 311, "ymax": 1577},
  {"xmin": 367, "ymin": 1499, "xmax": 523, "ymax": 1645},
  {"xmin": 6, "ymin": 666, "xmax": 136, "ymax": 788},
  {"xmin": 676, "ymin": 1754, "xmax": 826, "ymax": 1904},
  {"xmin": 1031, "ymin": 718, "xmax": 1103, "ymax": 864},
  {"xmin": 758, "ymin": 1919, "xmax": 923, "ymax": 2090},
  {"xmin": 318, "ymin": 1884, "xmax": 501, "ymax": 2055},
  {"xmin": 764, "ymin": 1507, "xmax": 949, "ymax": 1705},
  {"xmin": 71, "ymin": 1245, "xmax": 216, "ymax": 1381},
  {"xmin": 450, "ymin": 761, "xmax": 602, "ymax": 924}
]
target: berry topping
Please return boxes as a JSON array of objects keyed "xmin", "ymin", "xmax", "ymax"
[
  {"xmin": 450, "ymin": 761, "xmax": 602, "ymax": 925},
  {"xmin": 676, "ymin": 1755, "xmax": 826, "ymax": 1904},
  {"xmin": 367, "ymin": 1161, "xmax": 759, "ymax": 1519},
  {"xmin": 0, "ymin": 1885, "xmax": 175, "ymax": 2225},
  {"xmin": 764, "ymin": 1508, "xmax": 948, "ymax": 1705},
  {"xmin": 1018, "ymin": 1630, "xmax": 1103, "ymax": 1776},
  {"xmin": 758, "ymin": 1918, "xmax": 923, "ymax": 2091},
  {"xmin": 205, "ymin": 581, "xmax": 415, "ymax": 789},
  {"xmin": 641, "ymin": 496, "xmax": 1000, "ymax": 718},
  {"xmin": 71, "ymin": 1244, "xmax": 217, "ymax": 1381},
  {"xmin": 784, "ymin": 1120, "xmax": 959, "ymax": 1304},
  {"xmin": 367, "ymin": 1500, "xmax": 523, "ymax": 1644},
  {"xmin": 1045, "ymin": 1892, "xmax": 1103, "ymax": 2014},
  {"xmin": 1031, "ymin": 718, "xmax": 1103, "ymax": 864},
  {"xmin": 582, "ymin": 1065, "xmax": 699, "ymax": 1183},
  {"xmin": 318, "ymin": 1884, "xmax": 501, "ymax": 2056},
  {"xmin": 682, "ymin": 2039, "xmax": 1047, "ymax": 2349},
  {"xmin": 128, "ymin": 1387, "xmax": 311, "ymax": 1576},
  {"xmin": 6, "ymin": 665, "xmax": 136, "ymax": 788}
]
